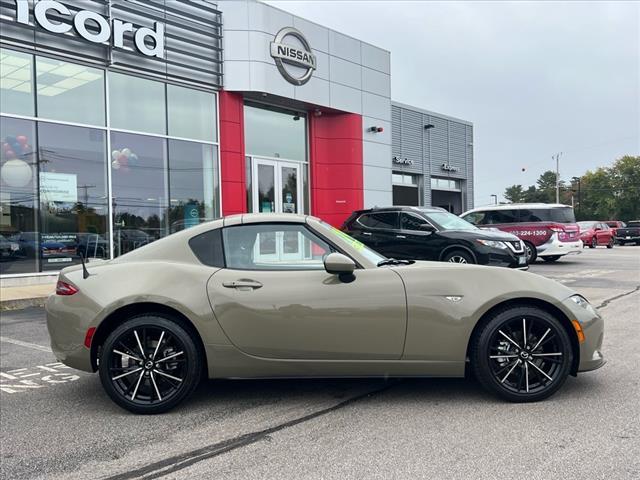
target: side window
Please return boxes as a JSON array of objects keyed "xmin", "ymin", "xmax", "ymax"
[
  {"xmin": 222, "ymin": 224, "xmax": 334, "ymax": 270},
  {"xmin": 519, "ymin": 209, "xmax": 544, "ymax": 222},
  {"xmin": 462, "ymin": 212, "xmax": 486, "ymax": 225},
  {"xmin": 400, "ymin": 213, "xmax": 428, "ymax": 231},
  {"xmin": 357, "ymin": 212, "xmax": 399, "ymax": 230},
  {"xmin": 486, "ymin": 210, "xmax": 519, "ymax": 224},
  {"xmin": 189, "ymin": 228, "xmax": 225, "ymax": 267}
]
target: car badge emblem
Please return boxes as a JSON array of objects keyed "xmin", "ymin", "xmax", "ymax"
[{"xmin": 445, "ymin": 296, "xmax": 463, "ymax": 303}]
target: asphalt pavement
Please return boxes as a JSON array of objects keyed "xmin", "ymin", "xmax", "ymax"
[{"xmin": 1, "ymin": 245, "xmax": 639, "ymax": 480}]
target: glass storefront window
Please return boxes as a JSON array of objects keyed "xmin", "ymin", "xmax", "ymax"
[
  {"xmin": 431, "ymin": 177, "xmax": 461, "ymax": 191},
  {"xmin": 111, "ymin": 132, "xmax": 168, "ymax": 256},
  {"xmin": 38, "ymin": 123, "xmax": 109, "ymax": 269},
  {"xmin": 0, "ymin": 49, "xmax": 34, "ymax": 116},
  {"xmin": 0, "ymin": 117, "xmax": 38, "ymax": 274},
  {"xmin": 168, "ymin": 140, "xmax": 219, "ymax": 233},
  {"xmin": 244, "ymin": 105, "xmax": 306, "ymax": 161},
  {"xmin": 109, "ymin": 72, "xmax": 166, "ymax": 135},
  {"xmin": 1, "ymin": 48, "xmax": 220, "ymax": 275},
  {"xmin": 167, "ymin": 85, "xmax": 217, "ymax": 142},
  {"xmin": 36, "ymin": 57, "xmax": 105, "ymax": 126}
]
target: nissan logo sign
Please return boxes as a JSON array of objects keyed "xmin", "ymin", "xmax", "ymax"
[{"xmin": 270, "ymin": 27, "xmax": 316, "ymax": 86}]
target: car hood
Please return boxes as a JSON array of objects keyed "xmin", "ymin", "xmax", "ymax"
[{"xmin": 390, "ymin": 260, "xmax": 575, "ymax": 303}]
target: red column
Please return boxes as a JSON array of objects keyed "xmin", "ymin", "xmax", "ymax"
[
  {"xmin": 218, "ymin": 91, "xmax": 246, "ymax": 216},
  {"xmin": 309, "ymin": 112, "xmax": 363, "ymax": 227}
]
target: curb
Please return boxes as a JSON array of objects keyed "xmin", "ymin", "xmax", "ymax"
[{"xmin": 0, "ymin": 297, "xmax": 48, "ymax": 311}]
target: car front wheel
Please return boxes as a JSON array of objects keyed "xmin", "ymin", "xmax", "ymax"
[
  {"xmin": 590, "ymin": 237, "xmax": 597, "ymax": 248},
  {"xmin": 523, "ymin": 241, "xmax": 537, "ymax": 263},
  {"xmin": 471, "ymin": 306, "xmax": 573, "ymax": 402},
  {"xmin": 442, "ymin": 249, "xmax": 475, "ymax": 264},
  {"xmin": 607, "ymin": 238, "xmax": 614, "ymax": 249},
  {"xmin": 99, "ymin": 314, "xmax": 202, "ymax": 414}
]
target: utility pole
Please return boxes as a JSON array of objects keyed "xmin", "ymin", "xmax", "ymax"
[{"xmin": 553, "ymin": 152, "xmax": 562, "ymax": 203}]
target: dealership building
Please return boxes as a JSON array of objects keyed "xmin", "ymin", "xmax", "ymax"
[{"xmin": 0, "ymin": 0, "xmax": 473, "ymax": 280}]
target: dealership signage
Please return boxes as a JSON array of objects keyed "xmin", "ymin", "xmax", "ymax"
[
  {"xmin": 393, "ymin": 156, "xmax": 414, "ymax": 165},
  {"xmin": 12, "ymin": 1, "xmax": 165, "ymax": 58},
  {"xmin": 441, "ymin": 162, "xmax": 460, "ymax": 173},
  {"xmin": 270, "ymin": 27, "xmax": 316, "ymax": 85},
  {"xmin": 39, "ymin": 172, "xmax": 77, "ymax": 203}
]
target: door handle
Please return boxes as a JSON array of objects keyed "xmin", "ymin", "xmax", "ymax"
[
  {"xmin": 362, "ymin": 232, "xmax": 372, "ymax": 236},
  {"xmin": 396, "ymin": 235, "xmax": 406, "ymax": 239},
  {"xmin": 222, "ymin": 280, "xmax": 263, "ymax": 289}
]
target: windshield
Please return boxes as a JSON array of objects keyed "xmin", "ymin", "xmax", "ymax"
[
  {"xmin": 627, "ymin": 221, "xmax": 640, "ymax": 227},
  {"xmin": 318, "ymin": 221, "xmax": 386, "ymax": 265},
  {"xmin": 578, "ymin": 221, "xmax": 596, "ymax": 231},
  {"xmin": 423, "ymin": 211, "xmax": 478, "ymax": 231}
]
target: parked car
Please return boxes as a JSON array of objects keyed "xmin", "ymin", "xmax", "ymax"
[
  {"xmin": 577, "ymin": 222, "xmax": 615, "ymax": 249},
  {"xmin": 0, "ymin": 234, "xmax": 20, "ymax": 259},
  {"xmin": 604, "ymin": 221, "xmax": 626, "ymax": 238},
  {"xmin": 615, "ymin": 221, "xmax": 640, "ymax": 246},
  {"xmin": 460, "ymin": 203, "xmax": 582, "ymax": 263},
  {"xmin": 76, "ymin": 233, "xmax": 109, "ymax": 259},
  {"xmin": 46, "ymin": 214, "xmax": 604, "ymax": 413},
  {"xmin": 341, "ymin": 206, "xmax": 528, "ymax": 269}
]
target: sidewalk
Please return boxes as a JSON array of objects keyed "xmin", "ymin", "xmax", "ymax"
[{"xmin": 0, "ymin": 283, "xmax": 55, "ymax": 310}]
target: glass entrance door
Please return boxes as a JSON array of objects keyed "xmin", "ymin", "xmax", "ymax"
[
  {"xmin": 252, "ymin": 158, "xmax": 302, "ymax": 214},
  {"xmin": 251, "ymin": 157, "xmax": 304, "ymax": 263}
]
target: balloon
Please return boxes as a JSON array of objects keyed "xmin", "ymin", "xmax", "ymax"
[
  {"xmin": 121, "ymin": 148, "xmax": 131, "ymax": 158},
  {"xmin": 128, "ymin": 153, "xmax": 138, "ymax": 167},
  {"xmin": 111, "ymin": 150, "xmax": 120, "ymax": 161},
  {"xmin": 5, "ymin": 149, "xmax": 16, "ymax": 159},
  {"xmin": 16, "ymin": 135, "xmax": 28, "ymax": 146},
  {"xmin": 118, "ymin": 153, "xmax": 128, "ymax": 166},
  {"xmin": 1, "ymin": 159, "xmax": 32, "ymax": 187},
  {"xmin": 6, "ymin": 136, "xmax": 16, "ymax": 145},
  {"xmin": 111, "ymin": 159, "xmax": 121, "ymax": 170}
]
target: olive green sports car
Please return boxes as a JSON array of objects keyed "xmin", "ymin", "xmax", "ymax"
[{"xmin": 46, "ymin": 214, "xmax": 605, "ymax": 414}]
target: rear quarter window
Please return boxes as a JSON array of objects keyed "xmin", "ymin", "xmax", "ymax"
[
  {"xmin": 189, "ymin": 229, "xmax": 225, "ymax": 267},
  {"xmin": 357, "ymin": 212, "xmax": 399, "ymax": 229}
]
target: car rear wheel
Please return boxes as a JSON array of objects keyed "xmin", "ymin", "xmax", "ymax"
[
  {"xmin": 542, "ymin": 255, "xmax": 561, "ymax": 262},
  {"xmin": 590, "ymin": 237, "xmax": 597, "ymax": 248},
  {"xmin": 607, "ymin": 238, "xmax": 614, "ymax": 249},
  {"xmin": 523, "ymin": 241, "xmax": 537, "ymax": 263},
  {"xmin": 442, "ymin": 250, "xmax": 474, "ymax": 264},
  {"xmin": 99, "ymin": 315, "xmax": 202, "ymax": 414},
  {"xmin": 471, "ymin": 306, "xmax": 573, "ymax": 402}
]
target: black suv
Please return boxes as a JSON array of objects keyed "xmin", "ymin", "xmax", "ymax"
[{"xmin": 342, "ymin": 206, "xmax": 528, "ymax": 268}]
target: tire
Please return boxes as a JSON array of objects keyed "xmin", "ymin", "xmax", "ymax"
[
  {"xmin": 607, "ymin": 238, "xmax": 614, "ymax": 249},
  {"xmin": 523, "ymin": 241, "xmax": 537, "ymax": 264},
  {"xmin": 542, "ymin": 255, "xmax": 561, "ymax": 262},
  {"xmin": 99, "ymin": 314, "xmax": 202, "ymax": 414},
  {"xmin": 442, "ymin": 249, "xmax": 475, "ymax": 264},
  {"xmin": 590, "ymin": 237, "xmax": 597, "ymax": 248},
  {"xmin": 470, "ymin": 306, "xmax": 573, "ymax": 402}
]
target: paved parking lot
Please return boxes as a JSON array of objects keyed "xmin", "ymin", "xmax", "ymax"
[{"xmin": 1, "ymin": 246, "xmax": 639, "ymax": 480}]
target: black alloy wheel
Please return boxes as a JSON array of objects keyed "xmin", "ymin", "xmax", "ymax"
[
  {"xmin": 443, "ymin": 249, "xmax": 475, "ymax": 264},
  {"xmin": 590, "ymin": 237, "xmax": 597, "ymax": 248},
  {"xmin": 99, "ymin": 315, "xmax": 202, "ymax": 414},
  {"xmin": 523, "ymin": 242, "xmax": 537, "ymax": 263},
  {"xmin": 471, "ymin": 306, "xmax": 573, "ymax": 402}
]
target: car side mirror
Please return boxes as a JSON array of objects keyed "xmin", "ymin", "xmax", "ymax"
[
  {"xmin": 420, "ymin": 224, "xmax": 436, "ymax": 232},
  {"xmin": 324, "ymin": 252, "xmax": 356, "ymax": 275}
]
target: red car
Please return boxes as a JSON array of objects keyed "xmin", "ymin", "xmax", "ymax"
[
  {"xmin": 605, "ymin": 220, "xmax": 626, "ymax": 237},
  {"xmin": 578, "ymin": 221, "xmax": 615, "ymax": 249},
  {"xmin": 460, "ymin": 203, "xmax": 582, "ymax": 263}
]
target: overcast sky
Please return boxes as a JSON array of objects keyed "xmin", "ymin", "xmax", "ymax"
[{"xmin": 267, "ymin": 0, "xmax": 640, "ymax": 206}]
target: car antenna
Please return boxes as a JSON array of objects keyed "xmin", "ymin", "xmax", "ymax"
[{"xmin": 79, "ymin": 250, "xmax": 90, "ymax": 279}]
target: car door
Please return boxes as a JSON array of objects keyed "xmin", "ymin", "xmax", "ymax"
[
  {"xmin": 397, "ymin": 212, "xmax": 439, "ymax": 260},
  {"xmin": 352, "ymin": 212, "xmax": 401, "ymax": 258},
  {"xmin": 207, "ymin": 222, "xmax": 407, "ymax": 360}
]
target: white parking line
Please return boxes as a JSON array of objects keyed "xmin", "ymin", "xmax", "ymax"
[{"xmin": 0, "ymin": 336, "xmax": 52, "ymax": 353}]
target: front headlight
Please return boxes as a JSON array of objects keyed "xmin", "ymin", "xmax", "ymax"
[
  {"xmin": 570, "ymin": 294, "xmax": 597, "ymax": 315},
  {"xmin": 476, "ymin": 239, "xmax": 507, "ymax": 249}
]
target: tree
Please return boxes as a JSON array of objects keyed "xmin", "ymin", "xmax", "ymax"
[{"xmin": 504, "ymin": 184, "xmax": 525, "ymax": 203}]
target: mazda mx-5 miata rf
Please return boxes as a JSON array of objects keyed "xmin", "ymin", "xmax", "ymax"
[{"xmin": 46, "ymin": 214, "xmax": 605, "ymax": 414}]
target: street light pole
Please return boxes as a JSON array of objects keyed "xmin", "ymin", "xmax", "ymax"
[{"xmin": 553, "ymin": 152, "xmax": 562, "ymax": 203}]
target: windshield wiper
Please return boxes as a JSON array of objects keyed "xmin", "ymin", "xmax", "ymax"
[{"xmin": 377, "ymin": 258, "xmax": 415, "ymax": 267}]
